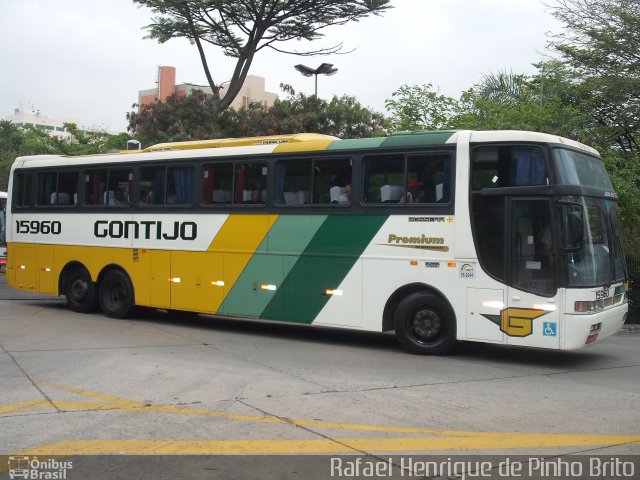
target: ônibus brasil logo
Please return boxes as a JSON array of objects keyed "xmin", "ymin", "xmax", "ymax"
[{"xmin": 8, "ymin": 456, "xmax": 73, "ymax": 479}]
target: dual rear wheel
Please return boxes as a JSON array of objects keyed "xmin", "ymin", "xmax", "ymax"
[{"xmin": 65, "ymin": 268, "xmax": 133, "ymax": 319}]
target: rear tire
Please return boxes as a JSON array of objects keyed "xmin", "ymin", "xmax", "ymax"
[
  {"xmin": 65, "ymin": 267, "xmax": 98, "ymax": 313},
  {"xmin": 98, "ymin": 269, "xmax": 134, "ymax": 319},
  {"xmin": 394, "ymin": 292, "xmax": 456, "ymax": 355}
]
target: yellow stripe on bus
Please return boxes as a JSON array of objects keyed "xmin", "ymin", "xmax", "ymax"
[
  {"xmin": 273, "ymin": 138, "xmax": 335, "ymax": 153},
  {"xmin": 207, "ymin": 214, "xmax": 278, "ymax": 311}
]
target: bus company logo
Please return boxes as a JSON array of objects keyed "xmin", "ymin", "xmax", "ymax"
[
  {"xmin": 8, "ymin": 456, "xmax": 73, "ymax": 479},
  {"xmin": 257, "ymin": 139, "xmax": 289, "ymax": 144},
  {"xmin": 94, "ymin": 220, "xmax": 197, "ymax": 241},
  {"xmin": 408, "ymin": 216, "xmax": 445, "ymax": 223},
  {"xmin": 407, "ymin": 216, "xmax": 454, "ymax": 224},
  {"xmin": 482, "ymin": 308, "xmax": 550, "ymax": 337},
  {"xmin": 382, "ymin": 234, "xmax": 449, "ymax": 252},
  {"xmin": 459, "ymin": 263, "xmax": 475, "ymax": 279}
]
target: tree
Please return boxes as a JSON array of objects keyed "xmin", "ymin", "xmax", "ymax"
[
  {"xmin": 0, "ymin": 121, "xmax": 132, "ymax": 190},
  {"xmin": 134, "ymin": 0, "xmax": 391, "ymax": 110},
  {"xmin": 127, "ymin": 86, "xmax": 388, "ymax": 145},
  {"xmin": 475, "ymin": 71, "xmax": 533, "ymax": 107},
  {"xmin": 385, "ymin": 84, "xmax": 458, "ymax": 131},
  {"xmin": 127, "ymin": 91, "xmax": 225, "ymax": 145},
  {"xmin": 548, "ymin": 0, "xmax": 640, "ymax": 152}
]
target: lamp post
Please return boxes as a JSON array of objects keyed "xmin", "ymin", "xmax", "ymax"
[{"xmin": 294, "ymin": 63, "xmax": 338, "ymax": 97}]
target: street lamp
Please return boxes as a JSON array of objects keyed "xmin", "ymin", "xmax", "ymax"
[{"xmin": 294, "ymin": 63, "xmax": 338, "ymax": 97}]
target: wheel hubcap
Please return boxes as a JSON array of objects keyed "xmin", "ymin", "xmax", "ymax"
[
  {"xmin": 109, "ymin": 282, "xmax": 125, "ymax": 307},
  {"xmin": 411, "ymin": 308, "xmax": 442, "ymax": 343},
  {"xmin": 70, "ymin": 279, "xmax": 88, "ymax": 302}
]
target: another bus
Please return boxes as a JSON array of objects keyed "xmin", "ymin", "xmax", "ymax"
[
  {"xmin": 5, "ymin": 131, "xmax": 628, "ymax": 354},
  {"xmin": 1, "ymin": 191, "xmax": 6, "ymax": 270}
]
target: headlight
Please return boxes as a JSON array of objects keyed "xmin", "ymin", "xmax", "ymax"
[{"xmin": 575, "ymin": 300, "xmax": 604, "ymax": 313}]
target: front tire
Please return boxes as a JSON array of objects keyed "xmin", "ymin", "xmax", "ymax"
[
  {"xmin": 98, "ymin": 269, "xmax": 134, "ymax": 319},
  {"xmin": 394, "ymin": 292, "xmax": 456, "ymax": 355},
  {"xmin": 65, "ymin": 267, "xmax": 98, "ymax": 313}
]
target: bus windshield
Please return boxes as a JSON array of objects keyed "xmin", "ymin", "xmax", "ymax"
[
  {"xmin": 563, "ymin": 197, "xmax": 626, "ymax": 287},
  {"xmin": 553, "ymin": 148, "xmax": 613, "ymax": 190}
]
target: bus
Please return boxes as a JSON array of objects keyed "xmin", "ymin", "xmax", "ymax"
[
  {"xmin": 1, "ymin": 191, "xmax": 6, "ymax": 269},
  {"xmin": 4, "ymin": 131, "xmax": 629, "ymax": 354}
]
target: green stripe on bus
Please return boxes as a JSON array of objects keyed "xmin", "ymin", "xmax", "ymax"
[
  {"xmin": 380, "ymin": 131, "xmax": 456, "ymax": 148},
  {"xmin": 326, "ymin": 138, "xmax": 386, "ymax": 150},
  {"xmin": 220, "ymin": 215, "xmax": 327, "ymax": 317},
  {"xmin": 260, "ymin": 215, "xmax": 388, "ymax": 324}
]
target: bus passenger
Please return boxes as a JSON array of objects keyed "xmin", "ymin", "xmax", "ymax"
[
  {"xmin": 400, "ymin": 179, "xmax": 423, "ymax": 203},
  {"xmin": 337, "ymin": 185, "xmax": 351, "ymax": 204}
]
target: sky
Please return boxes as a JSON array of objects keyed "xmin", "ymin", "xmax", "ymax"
[{"xmin": 1, "ymin": 0, "xmax": 562, "ymax": 133}]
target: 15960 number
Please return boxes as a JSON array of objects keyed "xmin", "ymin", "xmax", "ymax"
[{"xmin": 16, "ymin": 220, "xmax": 62, "ymax": 235}]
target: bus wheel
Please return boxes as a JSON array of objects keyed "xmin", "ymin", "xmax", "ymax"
[
  {"xmin": 99, "ymin": 270, "xmax": 134, "ymax": 319},
  {"xmin": 393, "ymin": 292, "xmax": 456, "ymax": 355},
  {"xmin": 65, "ymin": 268, "xmax": 97, "ymax": 313}
]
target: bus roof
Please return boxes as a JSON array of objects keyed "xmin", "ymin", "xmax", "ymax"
[{"xmin": 10, "ymin": 130, "xmax": 599, "ymax": 169}]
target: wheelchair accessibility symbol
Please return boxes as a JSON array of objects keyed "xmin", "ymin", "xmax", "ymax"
[{"xmin": 543, "ymin": 322, "xmax": 557, "ymax": 337}]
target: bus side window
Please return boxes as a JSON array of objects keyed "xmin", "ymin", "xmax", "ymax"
[
  {"xmin": 277, "ymin": 157, "xmax": 351, "ymax": 205},
  {"xmin": 140, "ymin": 167, "xmax": 164, "ymax": 205},
  {"xmin": 472, "ymin": 146, "xmax": 547, "ymax": 189},
  {"xmin": 36, "ymin": 171, "xmax": 78, "ymax": 206},
  {"xmin": 13, "ymin": 172, "xmax": 33, "ymax": 207},
  {"xmin": 315, "ymin": 158, "xmax": 351, "ymax": 205},
  {"xmin": 236, "ymin": 162, "xmax": 267, "ymax": 205},
  {"xmin": 407, "ymin": 154, "xmax": 451, "ymax": 203},
  {"xmin": 85, "ymin": 169, "xmax": 107, "ymax": 205},
  {"xmin": 202, "ymin": 162, "xmax": 233, "ymax": 204},
  {"xmin": 276, "ymin": 159, "xmax": 311, "ymax": 205},
  {"xmin": 363, "ymin": 153, "xmax": 451, "ymax": 204},
  {"xmin": 85, "ymin": 168, "xmax": 132, "ymax": 206},
  {"xmin": 167, "ymin": 166, "xmax": 194, "ymax": 205},
  {"xmin": 363, "ymin": 155, "xmax": 403, "ymax": 204}
]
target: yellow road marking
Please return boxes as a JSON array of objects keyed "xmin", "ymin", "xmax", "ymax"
[
  {"xmin": 17, "ymin": 380, "xmax": 477, "ymax": 435},
  {"xmin": 13, "ymin": 433, "xmax": 640, "ymax": 455},
  {"xmin": 0, "ymin": 399, "xmax": 50, "ymax": 415},
  {"xmin": 3, "ymin": 380, "xmax": 639, "ymax": 455}
]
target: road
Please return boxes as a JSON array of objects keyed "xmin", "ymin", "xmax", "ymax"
[{"xmin": 0, "ymin": 272, "xmax": 639, "ymax": 477}]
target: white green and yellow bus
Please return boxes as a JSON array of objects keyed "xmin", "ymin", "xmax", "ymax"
[
  {"xmin": 1, "ymin": 191, "xmax": 7, "ymax": 268},
  {"xmin": 5, "ymin": 131, "xmax": 629, "ymax": 354}
]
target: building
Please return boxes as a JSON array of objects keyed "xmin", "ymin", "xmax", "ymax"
[
  {"xmin": 138, "ymin": 66, "xmax": 278, "ymax": 109},
  {"xmin": 4, "ymin": 104, "xmax": 79, "ymax": 139}
]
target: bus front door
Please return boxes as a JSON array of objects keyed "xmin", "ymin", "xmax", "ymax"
[{"xmin": 506, "ymin": 198, "xmax": 560, "ymax": 348}]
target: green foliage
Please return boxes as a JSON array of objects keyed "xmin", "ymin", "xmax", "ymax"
[
  {"xmin": 549, "ymin": 0, "xmax": 640, "ymax": 153},
  {"xmin": 0, "ymin": 120, "xmax": 131, "ymax": 190},
  {"xmin": 384, "ymin": 84, "xmax": 458, "ymax": 131},
  {"xmin": 126, "ymin": 91, "xmax": 225, "ymax": 145},
  {"xmin": 126, "ymin": 88, "xmax": 388, "ymax": 146},
  {"xmin": 602, "ymin": 151, "xmax": 640, "ymax": 255}
]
